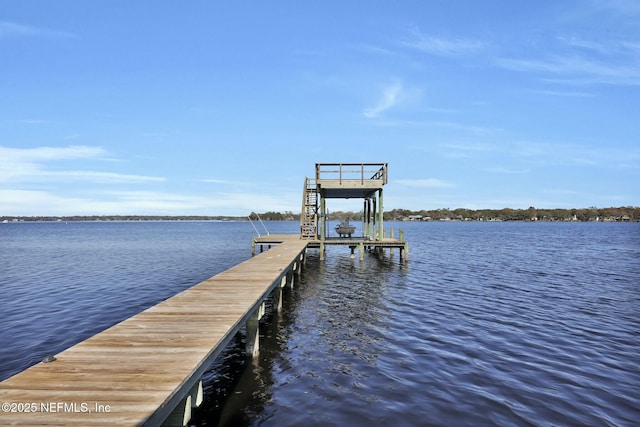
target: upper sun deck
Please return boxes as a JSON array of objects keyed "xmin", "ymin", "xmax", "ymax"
[{"xmin": 315, "ymin": 163, "xmax": 388, "ymax": 199}]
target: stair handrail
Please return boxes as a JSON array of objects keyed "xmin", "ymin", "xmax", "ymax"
[
  {"xmin": 248, "ymin": 212, "xmax": 270, "ymax": 236},
  {"xmin": 248, "ymin": 214, "xmax": 260, "ymax": 237}
]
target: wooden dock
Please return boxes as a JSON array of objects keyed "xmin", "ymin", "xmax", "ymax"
[
  {"xmin": 0, "ymin": 237, "xmax": 308, "ymax": 426},
  {"xmin": 1, "ymin": 162, "xmax": 409, "ymax": 426},
  {"xmin": 254, "ymin": 233, "xmax": 409, "ymax": 261}
]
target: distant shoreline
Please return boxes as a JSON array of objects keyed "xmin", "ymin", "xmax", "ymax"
[
  {"xmin": 0, "ymin": 216, "xmax": 246, "ymax": 223},
  {"xmin": 2, "ymin": 206, "xmax": 639, "ymax": 223}
]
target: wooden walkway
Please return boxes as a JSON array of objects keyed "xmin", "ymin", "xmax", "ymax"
[
  {"xmin": 254, "ymin": 234, "xmax": 409, "ymax": 261},
  {"xmin": 0, "ymin": 238, "xmax": 308, "ymax": 426}
]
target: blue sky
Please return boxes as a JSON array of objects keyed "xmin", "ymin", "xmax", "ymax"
[{"xmin": 1, "ymin": 1, "xmax": 638, "ymax": 216}]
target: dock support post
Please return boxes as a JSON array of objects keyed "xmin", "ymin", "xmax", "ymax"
[
  {"xmin": 294, "ymin": 260, "xmax": 301, "ymax": 277},
  {"xmin": 190, "ymin": 380, "xmax": 203, "ymax": 408},
  {"xmin": 320, "ymin": 197, "xmax": 326, "ymax": 241},
  {"xmin": 390, "ymin": 228, "xmax": 395, "ymax": 256},
  {"xmin": 251, "ymin": 239, "xmax": 256, "ymax": 256},
  {"xmin": 246, "ymin": 301, "xmax": 266, "ymax": 358},
  {"xmin": 402, "ymin": 242, "xmax": 409, "ymax": 262},
  {"xmin": 358, "ymin": 241, "xmax": 364, "ymax": 261},
  {"xmin": 162, "ymin": 378, "xmax": 203, "ymax": 426},
  {"xmin": 291, "ymin": 261, "xmax": 300, "ymax": 286},
  {"xmin": 363, "ymin": 199, "xmax": 369, "ymax": 238},
  {"xmin": 162, "ymin": 396, "xmax": 192, "ymax": 427},
  {"xmin": 369, "ymin": 198, "xmax": 375, "ymax": 240},
  {"xmin": 378, "ymin": 188, "xmax": 384, "ymax": 241},
  {"xmin": 274, "ymin": 275, "xmax": 287, "ymax": 312},
  {"xmin": 286, "ymin": 270, "xmax": 295, "ymax": 290},
  {"xmin": 320, "ymin": 242, "xmax": 325, "ymax": 260}
]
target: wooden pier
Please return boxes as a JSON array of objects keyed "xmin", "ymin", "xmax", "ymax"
[
  {"xmin": 254, "ymin": 233, "xmax": 409, "ymax": 261},
  {"xmin": 0, "ymin": 238, "xmax": 308, "ymax": 426},
  {"xmin": 1, "ymin": 162, "xmax": 409, "ymax": 426}
]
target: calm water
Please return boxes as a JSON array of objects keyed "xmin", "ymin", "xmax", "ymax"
[{"xmin": 1, "ymin": 221, "xmax": 639, "ymax": 426}]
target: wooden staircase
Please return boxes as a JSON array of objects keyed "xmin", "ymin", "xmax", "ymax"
[{"xmin": 300, "ymin": 177, "xmax": 318, "ymax": 239}]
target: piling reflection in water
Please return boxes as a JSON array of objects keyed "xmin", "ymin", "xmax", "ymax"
[{"xmin": 192, "ymin": 249, "xmax": 405, "ymax": 426}]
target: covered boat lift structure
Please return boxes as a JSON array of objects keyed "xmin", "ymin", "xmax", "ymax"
[{"xmin": 293, "ymin": 163, "xmax": 407, "ymax": 261}]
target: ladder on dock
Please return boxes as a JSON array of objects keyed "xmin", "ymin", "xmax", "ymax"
[{"xmin": 300, "ymin": 177, "xmax": 318, "ymax": 239}]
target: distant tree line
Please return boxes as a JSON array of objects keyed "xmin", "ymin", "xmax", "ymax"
[
  {"xmin": 259, "ymin": 206, "xmax": 640, "ymax": 222},
  {"xmin": 250, "ymin": 211, "xmax": 297, "ymax": 221},
  {"xmin": 383, "ymin": 206, "xmax": 640, "ymax": 222},
  {"xmin": 1, "ymin": 215, "xmax": 246, "ymax": 222},
  {"xmin": 3, "ymin": 206, "xmax": 638, "ymax": 223}
]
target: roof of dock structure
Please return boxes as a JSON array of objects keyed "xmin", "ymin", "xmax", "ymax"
[{"xmin": 314, "ymin": 163, "xmax": 387, "ymax": 199}]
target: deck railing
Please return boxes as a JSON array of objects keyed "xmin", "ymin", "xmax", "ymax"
[{"xmin": 315, "ymin": 163, "xmax": 388, "ymax": 185}]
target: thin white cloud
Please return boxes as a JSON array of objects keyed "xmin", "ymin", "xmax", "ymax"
[
  {"xmin": 532, "ymin": 89, "xmax": 595, "ymax": 97},
  {"xmin": 0, "ymin": 145, "xmax": 101, "ymax": 183},
  {"xmin": 484, "ymin": 167, "xmax": 531, "ymax": 174},
  {"xmin": 363, "ymin": 82, "xmax": 404, "ymax": 119},
  {"xmin": 513, "ymin": 141, "xmax": 640, "ymax": 169},
  {"xmin": 437, "ymin": 140, "xmax": 640, "ymax": 171},
  {"xmin": 0, "ymin": 145, "xmax": 107, "ymax": 161},
  {"xmin": 0, "ymin": 21, "xmax": 38, "ymax": 37},
  {"xmin": 0, "ymin": 145, "xmax": 163, "ymax": 184},
  {"xmin": 45, "ymin": 171, "xmax": 164, "ymax": 184},
  {"xmin": 199, "ymin": 178, "xmax": 249, "ymax": 185},
  {"xmin": 19, "ymin": 119, "xmax": 52, "ymax": 125},
  {"xmin": 0, "ymin": 190, "xmax": 94, "ymax": 215},
  {"xmin": 0, "ymin": 188, "xmax": 300, "ymax": 216},
  {"xmin": 0, "ymin": 21, "xmax": 75, "ymax": 39},
  {"xmin": 498, "ymin": 29, "xmax": 640, "ymax": 87},
  {"xmin": 406, "ymin": 36, "xmax": 485, "ymax": 56},
  {"xmin": 0, "ymin": 189, "xmax": 193, "ymax": 216},
  {"xmin": 555, "ymin": 35, "xmax": 640, "ymax": 59},
  {"xmin": 369, "ymin": 120, "xmax": 502, "ymax": 136},
  {"xmin": 438, "ymin": 142, "xmax": 500, "ymax": 158},
  {"xmin": 402, "ymin": 27, "xmax": 485, "ymax": 56},
  {"xmin": 356, "ymin": 43, "xmax": 400, "ymax": 57},
  {"xmin": 557, "ymin": 35, "xmax": 609, "ymax": 54},
  {"xmin": 500, "ymin": 56, "xmax": 640, "ymax": 85},
  {"xmin": 430, "ymin": 121, "xmax": 503, "ymax": 135},
  {"xmin": 105, "ymin": 191, "xmax": 213, "ymax": 213}
]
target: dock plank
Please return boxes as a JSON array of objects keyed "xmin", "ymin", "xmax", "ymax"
[{"xmin": 0, "ymin": 239, "xmax": 308, "ymax": 426}]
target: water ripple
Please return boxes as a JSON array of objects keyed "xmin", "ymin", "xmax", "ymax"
[{"xmin": 194, "ymin": 223, "xmax": 640, "ymax": 427}]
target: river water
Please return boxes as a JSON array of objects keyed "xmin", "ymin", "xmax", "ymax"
[{"xmin": 1, "ymin": 221, "xmax": 639, "ymax": 426}]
